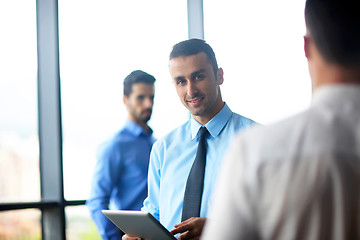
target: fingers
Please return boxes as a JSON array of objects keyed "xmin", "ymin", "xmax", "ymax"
[
  {"xmin": 177, "ymin": 226, "xmax": 201, "ymax": 240},
  {"xmin": 122, "ymin": 234, "xmax": 141, "ymax": 240},
  {"xmin": 174, "ymin": 217, "xmax": 193, "ymax": 228},
  {"xmin": 178, "ymin": 231, "xmax": 201, "ymax": 240},
  {"xmin": 171, "ymin": 222, "xmax": 193, "ymax": 235},
  {"xmin": 171, "ymin": 218, "xmax": 197, "ymax": 235},
  {"xmin": 171, "ymin": 217, "xmax": 205, "ymax": 239}
]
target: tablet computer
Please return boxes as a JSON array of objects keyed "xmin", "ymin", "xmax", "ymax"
[{"xmin": 102, "ymin": 210, "xmax": 177, "ymax": 240}]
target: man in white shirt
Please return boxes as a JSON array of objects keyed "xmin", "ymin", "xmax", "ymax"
[{"xmin": 201, "ymin": 0, "xmax": 360, "ymax": 239}]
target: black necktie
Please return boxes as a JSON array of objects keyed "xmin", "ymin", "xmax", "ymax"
[{"xmin": 181, "ymin": 126, "xmax": 209, "ymax": 221}]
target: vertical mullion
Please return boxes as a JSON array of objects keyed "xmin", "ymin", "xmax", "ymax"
[
  {"xmin": 187, "ymin": 0, "xmax": 204, "ymax": 39},
  {"xmin": 36, "ymin": 0, "xmax": 65, "ymax": 239}
]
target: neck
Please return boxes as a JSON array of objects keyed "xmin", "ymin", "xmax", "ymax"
[
  {"xmin": 193, "ymin": 100, "xmax": 225, "ymax": 126},
  {"xmin": 140, "ymin": 123, "xmax": 150, "ymax": 133},
  {"xmin": 129, "ymin": 117, "xmax": 150, "ymax": 133},
  {"xmin": 313, "ymin": 65, "xmax": 360, "ymax": 91}
]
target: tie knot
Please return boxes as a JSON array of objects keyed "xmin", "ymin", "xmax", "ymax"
[{"xmin": 198, "ymin": 127, "xmax": 209, "ymax": 138}]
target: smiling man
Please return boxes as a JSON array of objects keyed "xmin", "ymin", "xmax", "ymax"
[
  {"xmin": 87, "ymin": 70, "xmax": 156, "ymax": 240},
  {"xmin": 123, "ymin": 39, "xmax": 257, "ymax": 240}
]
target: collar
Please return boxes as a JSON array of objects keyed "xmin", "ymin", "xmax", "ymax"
[
  {"xmin": 125, "ymin": 119, "xmax": 153, "ymax": 137},
  {"xmin": 312, "ymin": 84, "xmax": 360, "ymax": 107},
  {"xmin": 190, "ymin": 103, "xmax": 232, "ymax": 140}
]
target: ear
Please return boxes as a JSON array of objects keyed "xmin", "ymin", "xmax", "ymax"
[
  {"xmin": 123, "ymin": 95, "xmax": 128, "ymax": 105},
  {"xmin": 304, "ymin": 35, "xmax": 311, "ymax": 59},
  {"xmin": 216, "ymin": 67, "xmax": 224, "ymax": 85}
]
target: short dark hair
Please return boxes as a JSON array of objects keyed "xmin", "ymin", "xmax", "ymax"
[
  {"xmin": 305, "ymin": 0, "xmax": 360, "ymax": 67},
  {"xmin": 169, "ymin": 38, "xmax": 219, "ymax": 75},
  {"xmin": 123, "ymin": 70, "xmax": 156, "ymax": 96}
]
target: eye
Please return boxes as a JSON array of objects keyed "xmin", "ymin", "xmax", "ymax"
[
  {"xmin": 176, "ymin": 79, "xmax": 186, "ymax": 85},
  {"xmin": 137, "ymin": 95, "xmax": 145, "ymax": 101},
  {"xmin": 195, "ymin": 74, "xmax": 205, "ymax": 81}
]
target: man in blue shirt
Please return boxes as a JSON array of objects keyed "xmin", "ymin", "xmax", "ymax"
[
  {"xmin": 86, "ymin": 70, "xmax": 156, "ymax": 240},
  {"xmin": 123, "ymin": 39, "xmax": 257, "ymax": 240}
]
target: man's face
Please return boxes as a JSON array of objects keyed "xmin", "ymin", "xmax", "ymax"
[
  {"xmin": 124, "ymin": 83, "xmax": 155, "ymax": 125},
  {"xmin": 169, "ymin": 52, "xmax": 224, "ymax": 125}
]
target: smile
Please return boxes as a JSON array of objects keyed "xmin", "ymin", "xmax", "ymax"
[{"xmin": 186, "ymin": 97, "xmax": 204, "ymax": 104}]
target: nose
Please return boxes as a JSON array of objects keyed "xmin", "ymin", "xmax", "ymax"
[
  {"xmin": 187, "ymin": 81, "xmax": 198, "ymax": 97},
  {"xmin": 144, "ymin": 97, "xmax": 153, "ymax": 109}
]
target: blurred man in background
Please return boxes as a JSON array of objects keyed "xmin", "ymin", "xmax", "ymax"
[{"xmin": 87, "ymin": 70, "xmax": 156, "ymax": 240}]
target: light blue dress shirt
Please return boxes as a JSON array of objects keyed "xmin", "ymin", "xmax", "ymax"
[
  {"xmin": 142, "ymin": 103, "xmax": 257, "ymax": 232},
  {"xmin": 86, "ymin": 119, "xmax": 156, "ymax": 240}
]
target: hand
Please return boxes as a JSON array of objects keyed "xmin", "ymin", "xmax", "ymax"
[
  {"xmin": 122, "ymin": 234, "xmax": 141, "ymax": 240},
  {"xmin": 170, "ymin": 217, "xmax": 206, "ymax": 240}
]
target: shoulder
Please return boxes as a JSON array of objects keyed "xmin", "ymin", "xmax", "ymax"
[
  {"xmin": 152, "ymin": 120, "xmax": 190, "ymax": 150},
  {"xmin": 219, "ymin": 112, "xmax": 258, "ymax": 136},
  {"xmin": 97, "ymin": 128, "xmax": 131, "ymax": 154},
  {"xmin": 230, "ymin": 112, "xmax": 258, "ymax": 127},
  {"xmin": 231, "ymin": 109, "xmax": 312, "ymax": 161},
  {"xmin": 221, "ymin": 111, "xmax": 311, "ymax": 188}
]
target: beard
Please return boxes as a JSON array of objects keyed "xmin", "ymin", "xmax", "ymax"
[{"xmin": 133, "ymin": 109, "xmax": 152, "ymax": 124}]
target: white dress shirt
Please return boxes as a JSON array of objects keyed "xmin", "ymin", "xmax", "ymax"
[{"xmin": 202, "ymin": 84, "xmax": 360, "ymax": 240}]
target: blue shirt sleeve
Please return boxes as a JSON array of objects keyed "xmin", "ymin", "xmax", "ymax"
[
  {"xmin": 141, "ymin": 140, "xmax": 161, "ymax": 221},
  {"xmin": 86, "ymin": 142, "xmax": 123, "ymax": 239}
]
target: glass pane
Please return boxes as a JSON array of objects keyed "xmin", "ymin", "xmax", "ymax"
[
  {"xmin": 204, "ymin": 0, "xmax": 311, "ymax": 124},
  {"xmin": 0, "ymin": 1, "xmax": 40, "ymax": 202},
  {"xmin": 59, "ymin": 0, "xmax": 188, "ymax": 200},
  {"xmin": 0, "ymin": 209, "xmax": 41, "ymax": 240},
  {"xmin": 66, "ymin": 205, "xmax": 101, "ymax": 240}
]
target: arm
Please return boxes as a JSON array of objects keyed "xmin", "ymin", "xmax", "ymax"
[
  {"xmin": 141, "ymin": 142, "xmax": 162, "ymax": 220},
  {"xmin": 86, "ymin": 143, "xmax": 123, "ymax": 239}
]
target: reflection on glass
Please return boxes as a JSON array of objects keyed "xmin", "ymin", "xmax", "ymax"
[
  {"xmin": 66, "ymin": 205, "xmax": 101, "ymax": 240},
  {"xmin": 0, "ymin": 1, "xmax": 39, "ymax": 203},
  {"xmin": 59, "ymin": 0, "xmax": 188, "ymax": 200},
  {"xmin": 0, "ymin": 209, "xmax": 41, "ymax": 239}
]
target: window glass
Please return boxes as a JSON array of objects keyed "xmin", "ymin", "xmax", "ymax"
[
  {"xmin": 66, "ymin": 205, "xmax": 101, "ymax": 240},
  {"xmin": 0, "ymin": 209, "xmax": 41, "ymax": 239},
  {"xmin": 59, "ymin": 0, "xmax": 188, "ymax": 200},
  {"xmin": 204, "ymin": 0, "xmax": 311, "ymax": 124},
  {"xmin": 0, "ymin": 1, "xmax": 39, "ymax": 203}
]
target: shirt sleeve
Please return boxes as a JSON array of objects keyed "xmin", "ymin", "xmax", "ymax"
[
  {"xmin": 141, "ymin": 140, "xmax": 162, "ymax": 220},
  {"xmin": 86, "ymin": 143, "xmax": 123, "ymax": 239}
]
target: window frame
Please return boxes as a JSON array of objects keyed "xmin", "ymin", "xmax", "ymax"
[{"xmin": 0, "ymin": 0, "xmax": 203, "ymax": 239}]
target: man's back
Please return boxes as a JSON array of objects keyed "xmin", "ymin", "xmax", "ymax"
[
  {"xmin": 202, "ymin": 85, "xmax": 360, "ymax": 239},
  {"xmin": 202, "ymin": 0, "xmax": 360, "ymax": 239}
]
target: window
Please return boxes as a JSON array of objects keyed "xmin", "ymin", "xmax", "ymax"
[
  {"xmin": 204, "ymin": 0, "xmax": 311, "ymax": 124},
  {"xmin": 0, "ymin": 209, "xmax": 41, "ymax": 240},
  {"xmin": 59, "ymin": 0, "xmax": 188, "ymax": 238},
  {"xmin": 66, "ymin": 205, "xmax": 100, "ymax": 240},
  {"xmin": 1, "ymin": 1, "xmax": 313, "ymax": 239},
  {"xmin": 0, "ymin": 0, "xmax": 39, "ymax": 204},
  {"xmin": 59, "ymin": 0, "xmax": 188, "ymax": 201}
]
